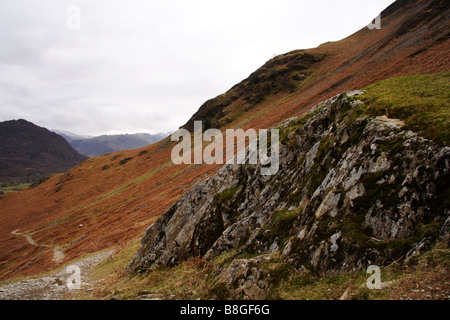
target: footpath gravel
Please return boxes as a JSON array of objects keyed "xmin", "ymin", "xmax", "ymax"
[{"xmin": 0, "ymin": 250, "xmax": 115, "ymax": 300}]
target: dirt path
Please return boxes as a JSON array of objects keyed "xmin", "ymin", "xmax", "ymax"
[
  {"xmin": 0, "ymin": 249, "xmax": 115, "ymax": 300},
  {"xmin": 11, "ymin": 229, "xmax": 65, "ymax": 263}
]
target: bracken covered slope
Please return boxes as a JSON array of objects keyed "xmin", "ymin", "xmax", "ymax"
[{"xmin": 0, "ymin": 0, "xmax": 449, "ymax": 281}]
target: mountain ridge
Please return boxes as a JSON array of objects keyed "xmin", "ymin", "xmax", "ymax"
[
  {"xmin": 62, "ymin": 132, "xmax": 170, "ymax": 157},
  {"xmin": 0, "ymin": 119, "xmax": 87, "ymax": 184}
]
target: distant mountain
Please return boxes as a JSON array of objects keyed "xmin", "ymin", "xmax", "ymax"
[
  {"xmin": 0, "ymin": 119, "xmax": 87, "ymax": 183},
  {"xmin": 60, "ymin": 132, "xmax": 170, "ymax": 157},
  {"xmin": 52, "ymin": 129, "xmax": 93, "ymax": 143}
]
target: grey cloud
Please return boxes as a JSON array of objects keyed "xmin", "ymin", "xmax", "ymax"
[{"xmin": 0, "ymin": 0, "xmax": 394, "ymax": 136}]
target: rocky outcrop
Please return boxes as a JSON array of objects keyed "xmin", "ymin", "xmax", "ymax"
[
  {"xmin": 215, "ymin": 255, "xmax": 273, "ymax": 300},
  {"xmin": 127, "ymin": 91, "xmax": 449, "ymax": 295}
]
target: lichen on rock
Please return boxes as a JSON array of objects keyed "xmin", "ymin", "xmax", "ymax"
[{"xmin": 127, "ymin": 90, "xmax": 449, "ymax": 291}]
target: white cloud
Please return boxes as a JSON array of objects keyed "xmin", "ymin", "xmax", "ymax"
[{"xmin": 0, "ymin": 0, "xmax": 394, "ymax": 136}]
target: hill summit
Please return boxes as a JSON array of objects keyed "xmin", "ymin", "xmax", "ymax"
[{"xmin": 0, "ymin": 119, "xmax": 87, "ymax": 184}]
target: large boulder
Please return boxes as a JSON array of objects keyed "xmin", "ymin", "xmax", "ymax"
[{"xmin": 127, "ymin": 91, "xmax": 449, "ymax": 280}]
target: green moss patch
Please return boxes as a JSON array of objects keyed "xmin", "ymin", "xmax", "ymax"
[
  {"xmin": 213, "ymin": 187, "xmax": 239, "ymax": 205},
  {"xmin": 361, "ymin": 72, "xmax": 450, "ymax": 146}
]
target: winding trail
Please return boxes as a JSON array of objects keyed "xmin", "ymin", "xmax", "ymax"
[
  {"xmin": 11, "ymin": 229, "xmax": 65, "ymax": 263},
  {"xmin": 0, "ymin": 230, "xmax": 116, "ymax": 300}
]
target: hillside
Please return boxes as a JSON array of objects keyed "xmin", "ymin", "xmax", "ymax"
[
  {"xmin": 2, "ymin": 74, "xmax": 448, "ymax": 301},
  {"xmin": 0, "ymin": 119, "xmax": 87, "ymax": 185},
  {"xmin": 0, "ymin": 0, "xmax": 448, "ymax": 297},
  {"xmin": 182, "ymin": 0, "xmax": 450, "ymax": 133}
]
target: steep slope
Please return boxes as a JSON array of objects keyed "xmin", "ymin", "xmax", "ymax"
[
  {"xmin": 68, "ymin": 133, "xmax": 169, "ymax": 157},
  {"xmin": 0, "ymin": 119, "xmax": 87, "ymax": 184},
  {"xmin": 0, "ymin": 0, "xmax": 448, "ymax": 282},
  {"xmin": 128, "ymin": 75, "xmax": 449, "ymax": 299},
  {"xmin": 182, "ymin": 0, "xmax": 450, "ymax": 134}
]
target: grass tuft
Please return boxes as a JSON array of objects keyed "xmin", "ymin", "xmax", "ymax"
[{"xmin": 361, "ymin": 72, "xmax": 450, "ymax": 145}]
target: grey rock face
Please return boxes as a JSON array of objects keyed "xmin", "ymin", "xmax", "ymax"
[
  {"xmin": 215, "ymin": 256, "xmax": 272, "ymax": 300},
  {"xmin": 127, "ymin": 91, "xmax": 449, "ymax": 281}
]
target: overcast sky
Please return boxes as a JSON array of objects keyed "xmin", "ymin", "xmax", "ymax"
[{"xmin": 0, "ymin": 0, "xmax": 394, "ymax": 136}]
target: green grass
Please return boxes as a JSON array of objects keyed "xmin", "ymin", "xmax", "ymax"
[
  {"xmin": 361, "ymin": 72, "xmax": 450, "ymax": 146},
  {"xmin": 0, "ymin": 183, "xmax": 32, "ymax": 194},
  {"xmin": 281, "ymin": 72, "xmax": 450, "ymax": 147},
  {"xmin": 271, "ymin": 242, "xmax": 449, "ymax": 300},
  {"xmin": 271, "ymin": 209, "xmax": 301, "ymax": 235},
  {"xmin": 213, "ymin": 187, "xmax": 239, "ymax": 204}
]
